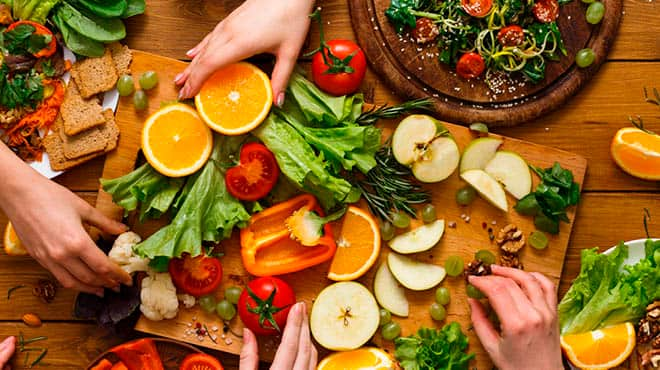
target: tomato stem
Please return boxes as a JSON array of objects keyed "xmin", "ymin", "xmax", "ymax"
[
  {"xmin": 246, "ymin": 286, "xmax": 289, "ymax": 333},
  {"xmin": 304, "ymin": 8, "xmax": 356, "ymax": 75}
]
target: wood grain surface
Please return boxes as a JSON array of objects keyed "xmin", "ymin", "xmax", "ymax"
[{"xmin": 0, "ymin": 0, "xmax": 658, "ymax": 369}]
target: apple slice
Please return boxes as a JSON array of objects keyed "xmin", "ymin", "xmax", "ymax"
[
  {"xmin": 373, "ymin": 262, "xmax": 409, "ymax": 317},
  {"xmin": 392, "ymin": 114, "xmax": 460, "ymax": 183},
  {"xmin": 387, "ymin": 253, "xmax": 446, "ymax": 291},
  {"xmin": 484, "ymin": 151, "xmax": 532, "ymax": 199},
  {"xmin": 459, "ymin": 137, "xmax": 503, "ymax": 173},
  {"xmin": 388, "ymin": 219, "xmax": 445, "ymax": 254},
  {"xmin": 310, "ymin": 282, "xmax": 380, "ymax": 351},
  {"xmin": 460, "ymin": 169, "xmax": 508, "ymax": 212}
]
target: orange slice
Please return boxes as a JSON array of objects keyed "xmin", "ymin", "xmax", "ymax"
[
  {"xmin": 327, "ymin": 206, "xmax": 381, "ymax": 281},
  {"xmin": 611, "ymin": 127, "xmax": 660, "ymax": 180},
  {"xmin": 317, "ymin": 347, "xmax": 398, "ymax": 370},
  {"xmin": 560, "ymin": 322, "xmax": 636, "ymax": 370},
  {"xmin": 3, "ymin": 222, "xmax": 27, "ymax": 256},
  {"xmin": 142, "ymin": 103, "xmax": 213, "ymax": 177},
  {"xmin": 194, "ymin": 62, "xmax": 272, "ymax": 135}
]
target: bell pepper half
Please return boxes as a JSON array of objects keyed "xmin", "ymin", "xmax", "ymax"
[
  {"xmin": 90, "ymin": 359, "xmax": 113, "ymax": 370},
  {"xmin": 240, "ymin": 194, "xmax": 337, "ymax": 276},
  {"xmin": 110, "ymin": 338, "xmax": 164, "ymax": 370}
]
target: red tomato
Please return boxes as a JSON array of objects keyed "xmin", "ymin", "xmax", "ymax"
[
  {"xmin": 532, "ymin": 0, "xmax": 559, "ymax": 23},
  {"xmin": 238, "ymin": 277, "xmax": 296, "ymax": 336},
  {"xmin": 311, "ymin": 39, "xmax": 367, "ymax": 96},
  {"xmin": 168, "ymin": 254, "xmax": 223, "ymax": 297},
  {"xmin": 461, "ymin": 0, "xmax": 493, "ymax": 17},
  {"xmin": 456, "ymin": 52, "xmax": 486, "ymax": 79},
  {"xmin": 6, "ymin": 21, "xmax": 57, "ymax": 58},
  {"xmin": 225, "ymin": 143, "xmax": 279, "ymax": 201},
  {"xmin": 179, "ymin": 353, "xmax": 224, "ymax": 370},
  {"xmin": 497, "ymin": 25, "xmax": 525, "ymax": 47}
]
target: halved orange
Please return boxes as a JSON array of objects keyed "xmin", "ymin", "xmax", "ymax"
[
  {"xmin": 142, "ymin": 103, "xmax": 213, "ymax": 177},
  {"xmin": 611, "ymin": 127, "xmax": 660, "ymax": 180},
  {"xmin": 194, "ymin": 62, "xmax": 272, "ymax": 135},
  {"xmin": 327, "ymin": 206, "xmax": 381, "ymax": 281},
  {"xmin": 317, "ymin": 347, "xmax": 398, "ymax": 370},
  {"xmin": 3, "ymin": 222, "xmax": 27, "ymax": 256},
  {"xmin": 560, "ymin": 322, "xmax": 636, "ymax": 370}
]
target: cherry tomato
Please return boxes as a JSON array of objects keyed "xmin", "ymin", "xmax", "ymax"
[
  {"xmin": 497, "ymin": 25, "xmax": 525, "ymax": 47},
  {"xmin": 532, "ymin": 0, "xmax": 560, "ymax": 23},
  {"xmin": 238, "ymin": 277, "xmax": 296, "ymax": 336},
  {"xmin": 168, "ymin": 254, "xmax": 223, "ymax": 297},
  {"xmin": 6, "ymin": 21, "xmax": 57, "ymax": 58},
  {"xmin": 412, "ymin": 17, "xmax": 440, "ymax": 44},
  {"xmin": 225, "ymin": 143, "xmax": 279, "ymax": 201},
  {"xmin": 311, "ymin": 39, "xmax": 367, "ymax": 96},
  {"xmin": 456, "ymin": 52, "xmax": 486, "ymax": 79},
  {"xmin": 179, "ymin": 353, "xmax": 224, "ymax": 370},
  {"xmin": 461, "ymin": 0, "xmax": 493, "ymax": 17}
]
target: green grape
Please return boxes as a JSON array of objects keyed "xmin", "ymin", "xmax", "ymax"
[
  {"xmin": 469, "ymin": 122, "xmax": 489, "ymax": 134},
  {"xmin": 199, "ymin": 295, "xmax": 216, "ymax": 313},
  {"xmin": 391, "ymin": 212, "xmax": 411, "ymax": 229},
  {"xmin": 585, "ymin": 2, "xmax": 605, "ymax": 24},
  {"xmin": 224, "ymin": 286, "xmax": 242, "ymax": 305},
  {"xmin": 575, "ymin": 48, "xmax": 596, "ymax": 68},
  {"xmin": 456, "ymin": 187, "xmax": 477, "ymax": 206},
  {"xmin": 421, "ymin": 204, "xmax": 437, "ymax": 223},
  {"xmin": 429, "ymin": 302, "xmax": 446, "ymax": 321},
  {"xmin": 216, "ymin": 300, "xmax": 236, "ymax": 321},
  {"xmin": 445, "ymin": 255, "xmax": 464, "ymax": 277},
  {"xmin": 139, "ymin": 71, "xmax": 159, "ymax": 90},
  {"xmin": 381, "ymin": 322, "xmax": 401, "ymax": 341},
  {"xmin": 380, "ymin": 221, "xmax": 395, "ymax": 241},
  {"xmin": 475, "ymin": 250, "xmax": 496, "ymax": 265},
  {"xmin": 116, "ymin": 75, "xmax": 134, "ymax": 97},
  {"xmin": 654, "ymin": 249, "xmax": 660, "ymax": 266},
  {"xmin": 379, "ymin": 308, "xmax": 392, "ymax": 326},
  {"xmin": 466, "ymin": 284, "xmax": 485, "ymax": 299},
  {"xmin": 435, "ymin": 287, "xmax": 450, "ymax": 306},
  {"xmin": 529, "ymin": 231, "xmax": 549, "ymax": 250},
  {"xmin": 581, "ymin": 0, "xmax": 595, "ymax": 3},
  {"xmin": 133, "ymin": 90, "xmax": 148, "ymax": 110}
]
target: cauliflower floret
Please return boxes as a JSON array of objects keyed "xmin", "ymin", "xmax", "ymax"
[
  {"xmin": 177, "ymin": 294, "xmax": 196, "ymax": 309},
  {"xmin": 140, "ymin": 270, "xmax": 179, "ymax": 321},
  {"xmin": 109, "ymin": 231, "xmax": 149, "ymax": 274}
]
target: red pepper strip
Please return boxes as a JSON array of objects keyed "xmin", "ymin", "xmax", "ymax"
[
  {"xmin": 110, "ymin": 339, "xmax": 164, "ymax": 370},
  {"xmin": 240, "ymin": 194, "xmax": 337, "ymax": 276},
  {"xmin": 6, "ymin": 20, "xmax": 57, "ymax": 58},
  {"xmin": 90, "ymin": 359, "xmax": 113, "ymax": 370},
  {"xmin": 111, "ymin": 362, "xmax": 128, "ymax": 370}
]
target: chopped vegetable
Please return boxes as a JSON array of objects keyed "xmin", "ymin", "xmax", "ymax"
[
  {"xmin": 225, "ymin": 142, "xmax": 280, "ymax": 201},
  {"xmin": 111, "ymin": 339, "xmax": 164, "ymax": 370},
  {"xmin": 394, "ymin": 322, "xmax": 475, "ymax": 370},
  {"xmin": 168, "ymin": 254, "xmax": 223, "ymax": 298}
]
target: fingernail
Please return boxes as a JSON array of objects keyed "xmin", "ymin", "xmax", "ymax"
[
  {"xmin": 243, "ymin": 328, "xmax": 252, "ymax": 342},
  {"xmin": 467, "ymin": 275, "xmax": 476, "ymax": 283},
  {"xmin": 178, "ymin": 87, "xmax": 188, "ymax": 100},
  {"xmin": 276, "ymin": 92, "xmax": 285, "ymax": 107},
  {"xmin": 95, "ymin": 290, "xmax": 104, "ymax": 298},
  {"xmin": 186, "ymin": 48, "xmax": 196, "ymax": 57},
  {"xmin": 174, "ymin": 73, "xmax": 184, "ymax": 84}
]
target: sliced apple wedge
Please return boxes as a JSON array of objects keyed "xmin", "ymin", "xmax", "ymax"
[
  {"xmin": 459, "ymin": 137, "xmax": 503, "ymax": 173},
  {"xmin": 310, "ymin": 282, "xmax": 380, "ymax": 351},
  {"xmin": 460, "ymin": 169, "xmax": 508, "ymax": 212},
  {"xmin": 373, "ymin": 262, "xmax": 409, "ymax": 317},
  {"xmin": 387, "ymin": 253, "xmax": 446, "ymax": 291},
  {"xmin": 484, "ymin": 151, "xmax": 532, "ymax": 199},
  {"xmin": 389, "ymin": 219, "xmax": 445, "ymax": 254},
  {"xmin": 392, "ymin": 114, "xmax": 460, "ymax": 183}
]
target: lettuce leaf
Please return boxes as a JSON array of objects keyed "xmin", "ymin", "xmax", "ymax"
[{"xmin": 394, "ymin": 322, "xmax": 475, "ymax": 370}]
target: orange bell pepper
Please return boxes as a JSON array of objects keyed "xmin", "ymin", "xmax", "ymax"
[
  {"xmin": 110, "ymin": 338, "xmax": 164, "ymax": 370},
  {"xmin": 240, "ymin": 194, "xmax": 337, "ymax": 276},
  {"xmin": 111, "ymin": 362, "xmax": 128, "ymax": 370},
  {"xmin": 90, "ymin": 359, "xmax": 113, "ymax": 370}
]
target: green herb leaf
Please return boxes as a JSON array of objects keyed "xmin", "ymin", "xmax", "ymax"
[{"xmin": 394, "ymin": 322, "xmax": 475, "ymax": 370}]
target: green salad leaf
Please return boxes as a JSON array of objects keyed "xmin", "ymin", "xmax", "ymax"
[
  {"xmin": 29, "ymin": 0, "xmax": 60, "ymax": 24},
  {"xmin": 121, "ymin": 0, "xmax": 146, "ymax": 18},
  {"xmin": 56, "ymin": 1, "xmax": 126, "ymax": 42},
  {"xmin": 385, "ymin": 0, "xmax": 419, "ymax": 34},
  {"xmin": 395, "ymin": 322, "xmax": 475, "ymax": 370},
  {"xmin": 51, "ymin": 10, "xmax": 105, "ymax": 57},
  {"xmin": 558, "ymin": 239, "xmax": 660, "ymax": 335}
]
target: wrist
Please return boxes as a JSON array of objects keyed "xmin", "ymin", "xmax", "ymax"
[{"xmin": 0, "ymin": 143, "xmax": 43, "ymax": 211}]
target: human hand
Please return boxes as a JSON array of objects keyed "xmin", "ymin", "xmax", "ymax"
[
  {"xmin": 468, "ymin": 265, "xmax": 563, "ymax": 370},
  {"xmin": 3, "ymin": 174, "xmax": 131, "ymax": 296},
  {"xmin": 176, "ymin": 0, "xmax": 315, "ymax": 105},
  {"xmin": 0, "ymin": 336, "xmax": 15, "ymax": 370},
  {"xmin": 240, "ymin": 302, "xmax": 317, "ymax": 370}
]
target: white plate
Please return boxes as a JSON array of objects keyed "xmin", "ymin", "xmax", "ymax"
[{"xmin": 602, "ymin": 238, "xmax": 658, "ymax": 267}]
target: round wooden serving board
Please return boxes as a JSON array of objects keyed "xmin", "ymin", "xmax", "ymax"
[{"xmin": 349, "ymin": 0, "xmax": 622, "ymax": 126}]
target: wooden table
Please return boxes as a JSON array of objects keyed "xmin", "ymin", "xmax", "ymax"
[{"xmin": 1, "ymin": 0, "xmax": 658, "ymax": 368}]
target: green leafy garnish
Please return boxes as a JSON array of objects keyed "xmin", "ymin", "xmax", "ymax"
[
  {"xmin": 0, "ymin": 64, "xmax": 44, "ymax": 109},
  {"xmin": 2, "ymin": 23, "xmax": 51, "ymax": 55},
  {"xmin": 394, "ymin": 322, "xmax": 475, "ymax": 370}
]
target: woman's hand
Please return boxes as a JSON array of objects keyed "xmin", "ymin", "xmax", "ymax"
[
  {"xmin": 240, "ymin": 302, "xmax": 317, "ymax": 370},
  {"xmin": 468, "ymin": 265, "xmax": 563, "ymax": 370},
  {"xmin": 176, "ymin": 0, "xmax": 316, "ymax": 106},
  {"xmin": 0, "ymin": 336, "xmax": 15, "ymax": 370}
]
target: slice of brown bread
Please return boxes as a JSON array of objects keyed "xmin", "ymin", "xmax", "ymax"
[
  {"xmin": 101, "ymin": 109, "xmax": 120, "ymax": 152},
  {"xmin": 43, "ymin": 132, "xmax": 102, "ymax": 171},
  {"xmin": 60, "ymin": 110, "xmax": 120, "ymax": 159},
  {"xmin": 108, "ymin": 42, "xmax": 132, "ymax": 76},
  {"xmin": 70, "ymin": 48, "xmax": 118, "ymax": 99},
  {"xmin": 61, "ymin": 80, "xmax": 106, "ymax": 136}
]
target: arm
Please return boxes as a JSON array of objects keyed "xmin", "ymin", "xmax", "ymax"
[
  {"xmin": 176, "ymin": 0, "xmax": 316, "ymax": 106},
  {"xmin": 0, "ymin": 142, "xmax": 131, "ymax": 295}
]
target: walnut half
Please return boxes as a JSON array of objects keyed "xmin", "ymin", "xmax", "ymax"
[{"xmin": 496, "ymin": 224, "xmax": 526, "ymax": 253}]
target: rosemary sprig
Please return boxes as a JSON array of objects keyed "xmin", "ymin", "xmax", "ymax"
[
  {"xmin": 643, "ymin": 208, "xmax": 651, "ymax": 239},
  {"xmin": 628, "ymin": 87, "xmax": 659, "ymax": 135},
  {"xmin": 355, "ymin": 144, "xmax": 431, "ymax": 222},
  {"xmin": 644, "ymin": 87, "xmax": 660, "ymax": 106},
  {"xmin": 7, "ymin": 284, "xmax": 26, "ymax": 300},
  {"xmin": 356, "ymin": 98, "xmax": 433, "ymax": 126},
  {"xmin": 17, "ymin": 332, "xmax": 48, "ymax": 368}
]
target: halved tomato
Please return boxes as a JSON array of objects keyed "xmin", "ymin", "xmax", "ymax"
[
  {"xmin": 168, "ymin": 254, "xmax": 223, "ymax": 297},
  {"xmin": 225, "ymin": 142, "xmax": 279, "ymax": 201},
  {"xmin": 461, "ymin": 0, "xmax": 493, "ymax": 17},
  {"xmin": 179, "ymin": 353, "xmax": 224, "ymax": 370},
  {"xmin": 456, "ymin": 52, "xmax": 486, "ymax": 79}
]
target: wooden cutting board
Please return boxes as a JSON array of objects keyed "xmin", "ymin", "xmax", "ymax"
[
  {"xmin": 348, "ymin": 0, "xmax": 622, "ymax": 127},
  {"xmin": 96, "ymin": 50, "xmax": 587, "ymax": 368}
]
